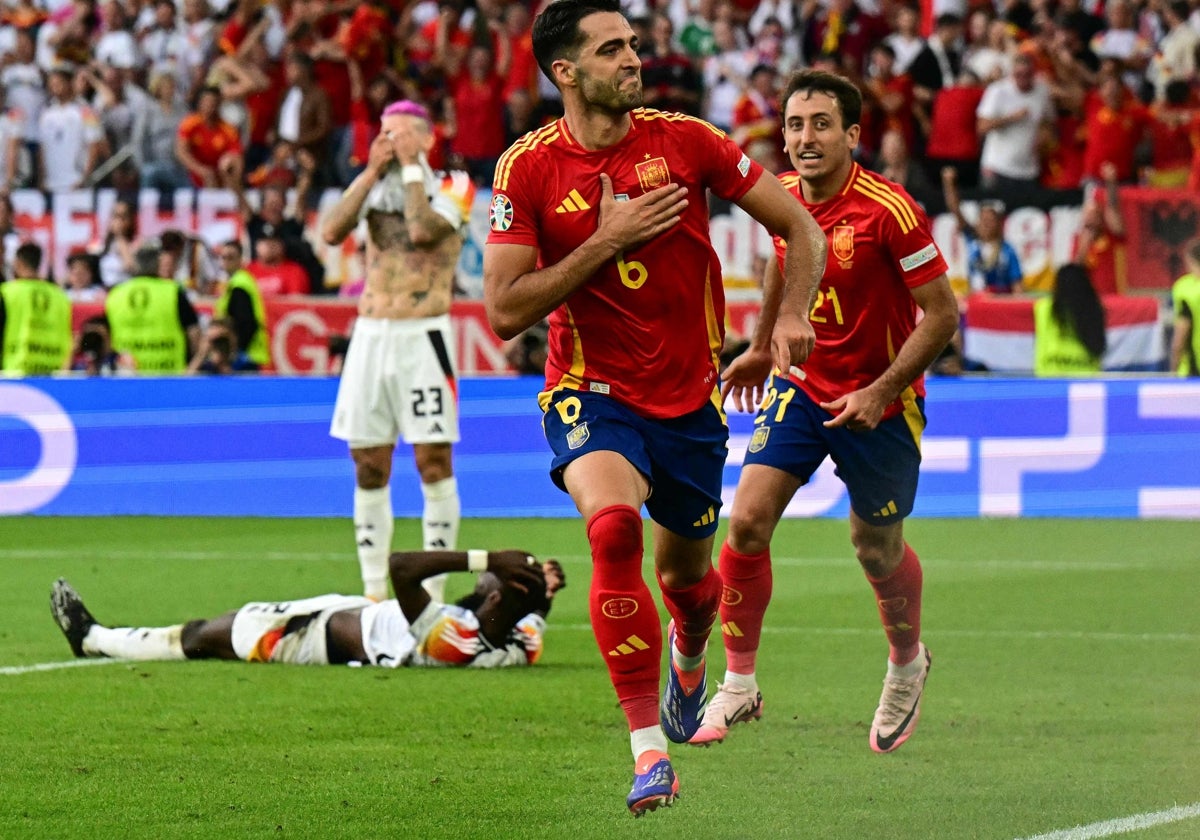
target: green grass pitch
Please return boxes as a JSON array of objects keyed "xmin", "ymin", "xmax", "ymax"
[{"xmin": 1, "ymin": 516, "xmax": 1197, "ymax": 839}]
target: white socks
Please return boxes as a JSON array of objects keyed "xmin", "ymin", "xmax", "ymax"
[
  {"xmin": 420, "ymin": 476, "xmax": 460, "ymax": 602},
  {"xmin": 84, "ymin": 625, "xmax": 185, "ymax": 660},
  {"xmin": 354, "ymin": 485, "xmax": 393, "ymax": 601},
  {"xmin": 631, "ymin": 725, "xmax": 670, "ymax": 760},
  {"xmin": 723, "ymin": 670, "xmax": 757, "ymax": 692}
]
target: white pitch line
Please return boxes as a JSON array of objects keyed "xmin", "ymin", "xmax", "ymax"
[
  {"xmin": 1015, "ymin": 802, "xmax": 1200, "ymax": 840},
  {"xmin": 0, "ymin": 658, "xmax": 125, "ymax": 676},
  {"xmin": 554, "ymin": 625, "xmax": 1199, "ymax": 643}
]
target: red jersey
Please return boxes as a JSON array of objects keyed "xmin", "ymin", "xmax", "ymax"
[
  {"xmin": 247, "ymin": 260, "xmax": 310, "ymax": 296},
  {"xmin": 925, "ymin": 85, "xmax": 984, "ymax": 160},
  {"xmin": 488, "ymin": 109, "xmax": 764, "ymax": 419},
  {"xmin": 177, "ymin": 115, "xmax": 242, "ymax": 185},
  {"xmin": 772, "ymin": 163, "xmax": 947, "ymax": 419},
  {"xmin": 1082, "ymin": 100, "xmax": 1149, "ymax": 182},
  {"xmin": 1073, "ymin": 229, "xmax": 1127, "ymax": 295}
]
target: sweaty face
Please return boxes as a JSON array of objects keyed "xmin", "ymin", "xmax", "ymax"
[
  {"xmin": 568, "ymin": 12, "xmax": 643, "ymax": 115},
  {"xmin": 782, "ymin": 89, "xmax": 858, "ymax": 189}
]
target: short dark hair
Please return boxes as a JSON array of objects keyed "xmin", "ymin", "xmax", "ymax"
[
  {"xmin": 780, "ymin": 70, "xmax": 863, "ymax": 129},
  {"xmin": 532, "ymin": 0, "xmax": 622, "ymax": 84},
  {"xmin": 222, "ymin": 239, "xmax": 243, "ymax": 257},
  {"xmin": 14, "ymin": 241, "xmax": 41, "ymax": 273}
]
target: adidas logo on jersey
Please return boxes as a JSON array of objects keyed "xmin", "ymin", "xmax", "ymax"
[
  {"xmin": 555, "ymin": 189, "xmax": 591, "ymax": 214},
  {"xmin": 692, "ymin": 506, "xmax": 715, "ymax": 528},
  {"xmin": 872, "ymin": 500, "xmax": 899, "ymax": 517}
]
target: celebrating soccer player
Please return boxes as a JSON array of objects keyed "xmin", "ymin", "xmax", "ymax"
[
  {"xmin": 483, "ymin": 0, "xmax": 825, "ymax": 817},
  {"xmin": 696, "ymin": 70, "xmax": 958, "ymax": 754}
]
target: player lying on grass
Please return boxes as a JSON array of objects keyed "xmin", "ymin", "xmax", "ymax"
[{"xmin": 51, "ymin": 551, "xmax": 564, "ymax": 668}]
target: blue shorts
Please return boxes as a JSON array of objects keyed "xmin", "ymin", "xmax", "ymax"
[
  {"xmin": 542, "ymin": 389, "xmax": 728, "ymax": 538},
  {"xmin": 742, "ymin": 375, "xmax": 925, "ymax": 524}
]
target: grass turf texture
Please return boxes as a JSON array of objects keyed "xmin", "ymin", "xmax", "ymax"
[{"xmin": 1, "ymin": 516, "xmax": 1197, "ymax": 839}]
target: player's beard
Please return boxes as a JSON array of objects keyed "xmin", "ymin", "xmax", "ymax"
[{"xmin": 578, "ymin": 68, "xmax": 643, "ymax": 116}]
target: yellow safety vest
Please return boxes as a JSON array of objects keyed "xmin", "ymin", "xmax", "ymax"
[
  {"xmin": 106, "ymin": 277, "xmax": 188, "ymax": 373},
  {"xmin": 0, "ymin": 278, "xmax": 72, "ymax": 375}
]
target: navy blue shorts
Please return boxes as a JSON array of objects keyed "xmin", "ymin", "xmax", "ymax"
[
  {"xmin": 542, "ymin": 389, "xmax": 728, "ymax": 538},
  {"xmin": 741, "ymin": 375, "xmax": 925, "ymax": 524}
]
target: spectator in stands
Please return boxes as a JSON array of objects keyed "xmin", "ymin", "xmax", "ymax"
[
  {"xmin": 701, "ymin": 17, "xmax": 752, "ymax": 132},
  {"xmin": 976, "ymin": 53, "xmax": 1054, "ymax": 193},
  {"xmin": 1170, "ymin": 240, "xmax": 1200, "ymax": 377},
  {"xmin": 640, "ymin": 11, "xmax": 703, "ymax": 116},
  {"xmin": 883, "ymin": 4, "xmax": 924, "ymax": 75},
  {"xmin": 179, "ymin": 0, "xmax": 219, "ymax": 96},
  {"xmin": 276, "ymin": 52, "xmax": 331, "ymax": 186},
  {"xmin": 38, "ymin": 66, "xmax": 104, "ymax": 193},
  {"xmin": 731, "ymin": 63, "xmax": 783, "ymax": 172},
  {"xmin": 106, "ymin": 241, "xmax": 200, "ymax": 373},
  {"xmin": 501, "ymin": 2, "xmax": 539, "ymax": 117},
  {"xmin": 875, "ymin": 129, "xmax": 939, "ymax": 212},
  {"xmin": 1089, "ymin": 0, "xmax": 1153, "ymax": 95},
  {"xmin": 140, "ymin": 0, "xmax": 188, "ymax": 83},
  {"xmin": 236, "ymin": 176, "xmax": 323, "ymax": 294},
  {"xmin": 1143, "ymin": 81, "xmax": 1197, "ymax": 188},
  {"xmin": 175, "ymin": 85, "xmax": 243, "ymax": 189},
  {"xmin": 70, "ymin": 313, "xmax": 122, "ymax": 375},
  {"xmin": 94, "ymin": 0, "xmax": 141, "ymax": 71},
  {"xmin": 1081, "ymin": 73, "xmax": 1148, "ymax": 186},
  {"xmin": 187, "ymin": 316, "xmax": 258, "ymax": 374},
  {"xmin": 158, "ymin": 227, "xmax": 220, "ymax": 294},
  {"xmin": 925, "ymin": 69, "xmax": 984, "ymax": 188},
  {"xmin": 862, "ymin": 43, "xmax": 916, "ymax": 164},
  {"xmin": 63, "ymin": 249, "xmax": 104, "ymax": 303},
  {"xmin": 909, "ymin": 13, "xmax": 965, "ymax": 110},
  {"xmin": 246, "ymin": 230, "xmax": 309, "ymax": 296},
  {"xmin": 0, "ymin": 192, "xmax": 26, "ymax": 274},
  {"xmin": 0, "ymin": 85, "xmax": 28, "ymax": 192},
  {"xmin": 942, "ymin": 166, "xmax": 1023, "ymax": 294},
  {"xmin": 1073, "ymin": 162, "xmax": 1127, "ymax": 295},
  {"xmin": 1, "ymin": 28, "xmax": 43, "ymax": 187},
  {"xmin": 92, "ymin": 198, "xmax": 141, "ymax": 289},
  {"xmin": 965, "ymin": 17, "xmax": 1015, "ymax": 84},
  {"xmin": 1150, "ymin": 2, "xmax": 1199, "ymax": 103},
  {"xmin": 84, "ymin": 61, "xmax": 149, "ymax": 192},
  {"xmin": 133, "ymin": 70, "xmax": 191, "ymax": 200},
  {"xmin": 0, "ymin": 241, "xmax": 72, "ymax": 375},
  {"xmin": 336, "ymin": 57, "xmax": 396, "ymax": 187},
  {"xmin": 801, "ymin": 0, "xmax": 887, "ymax": 77},
  {"xmin": 445, "ymin": 39, "xmax": 510, "ymax": 186},
  {"xmin": 213, "ymin": 239, "xmax": 268, "ymax": 371},
  {"xmin": 1034, "ymin": 262, "xmax": 1107, "ymax": 376}
]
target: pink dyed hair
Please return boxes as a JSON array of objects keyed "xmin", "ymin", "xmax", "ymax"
[{"xmin": 382, "ymin": 100, "xmax": 431, "ymax": 124}]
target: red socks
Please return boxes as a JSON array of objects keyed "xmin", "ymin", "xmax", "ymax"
[
  {"xmin": 716, "ymin": 541, "xmax": 773, "ymax": 675},
  {"xmin": 587, "ymin": 505, "xmax": 661, "ymax": 730},
  {"xmin": 656, "ymin": 565, "xmax": 722, "ymax": 658},
  {"xmin": 867, "ymin": 542, "xmax": 923, "ymax": 665}
]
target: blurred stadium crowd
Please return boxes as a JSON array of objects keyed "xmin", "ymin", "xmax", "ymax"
[{"xmin": 0, "ymin": 0, "xmax": 1197, "ymax": 373}]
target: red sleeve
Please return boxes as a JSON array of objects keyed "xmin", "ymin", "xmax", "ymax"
[
  {"xmin": 880, "ymin": 193, "xmax": 949, "ymax": 289},
  {"xmin": 486, "ymin": 147, "xmax": 541, "ymax": 247},
  {"xmin": 286, "ymin": 265, "xmax": 310, "ymax": 295},
  {"xmin": 696, "ymin": 119, "xmax": 763, "ymax": 203}
]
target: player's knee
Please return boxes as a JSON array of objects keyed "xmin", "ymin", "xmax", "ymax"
[
  {"xmin": 726, "ymin": 509, "xmax": 774, "ymax": 556},
  {"xmin": 353, "ymin": 457, "xmax": 391, "ymax": 489},
  {"xmin": 414, "ymin": 446, "xmax": 452, "ymax": 484},
  {"xmin": 180, "ymin": 619, "xmax": 213, "ymax": 659}
]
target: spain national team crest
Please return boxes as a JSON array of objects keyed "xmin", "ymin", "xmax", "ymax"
[
  {"xmin": 748, "ymin": 426, "xmax": 770, "ymax": 453},
  {"xmin": 832, "ymin": 224, "xmax": 855, "ymax": 267},
  {"xmin": 566, "ymin": 422, "xmax": 590, "ymax": 450},
  {"xmin": 635, "ymin": 156, "xmax": 671, "ymax": 192},
  {"xmin": 490, "ymin": 193, "xmax": 513, "ymax": 232}
]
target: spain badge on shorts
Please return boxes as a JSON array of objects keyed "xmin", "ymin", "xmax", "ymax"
[
  {"xmin": 635, "ymin": 157, "xmax": 671, "ymax": 192},
  {"xmin": 748, "ymin": 426, "xmax": 770, "ymax": 454}
]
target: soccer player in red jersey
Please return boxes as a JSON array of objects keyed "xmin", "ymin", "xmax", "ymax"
[
  {"xmin": 691, "ymin": 70, "xmax": 958, "ymax": 755},
  {"xmin": 483, "ymin": 0, "xmax": 825, "ymax": 817}
]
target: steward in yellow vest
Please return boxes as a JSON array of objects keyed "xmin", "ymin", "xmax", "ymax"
[
  {"xmin": 214, "ymin": 240, "xmax": 269, "ymax": 369},
  {"xmin": 1170, "ymin": 241, "xmax": 1200, "ymax": 377},
  {"xmin": 0, "ymin": 242, "xmax": 72, "ymax": 375},
  {"xmin": 105, "ymin": 242, "xmax": 200, "ymax": 373},
  {"xmin": 1034, "ymin": 263, "xmax": 1107, "ymax": 376}
]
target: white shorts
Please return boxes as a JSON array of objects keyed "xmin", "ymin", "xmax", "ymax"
[
  {"xmin": 329, "ymin": 315, "xmax": 460, "ymax": 448},
  {"xmin": 230, "ymin": 594, "xmax": 372, "ymax": 665}
]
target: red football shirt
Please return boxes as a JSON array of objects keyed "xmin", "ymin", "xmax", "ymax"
[
  {"xmin": 1082, "ymin": 99, "xmax": 1149, "ymax": 183},
  {"xmin": 772, "ymin": 163, "xmax": 948, "ymax": 419},
  {"xmin": 488, "ymin": 109, "xmax": 764, "ymax": 419}
]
